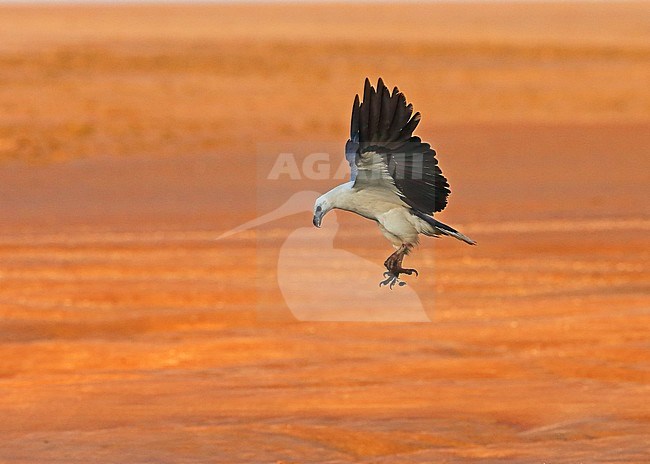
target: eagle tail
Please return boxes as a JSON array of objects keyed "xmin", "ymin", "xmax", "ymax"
[{"xmin": 412, "ymin": 210, "xmax": 476, "ymax": 246}]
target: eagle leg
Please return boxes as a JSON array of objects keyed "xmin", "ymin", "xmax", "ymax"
[{"xmin": 379, "ymin": 244, "xmax": 418, "ymax": 289}]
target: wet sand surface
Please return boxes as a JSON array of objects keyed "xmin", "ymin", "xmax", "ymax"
[{"xmin": 0, "ymin": 2, "xmax": 649, "ymax": 463}]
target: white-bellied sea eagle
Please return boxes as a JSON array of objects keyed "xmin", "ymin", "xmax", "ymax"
[{"xmin": 312, "ymin": 78, "xmax": 476, "ymax": 288}]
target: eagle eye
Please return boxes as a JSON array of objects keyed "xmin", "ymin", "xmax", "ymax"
[{"xmin": 316, "ymin": 205, "xmax": 322, "ymax": 212}]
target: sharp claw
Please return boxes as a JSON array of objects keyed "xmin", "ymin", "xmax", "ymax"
[
  {"xmin": 380, "ymin": 265, "xmax": 421, "ymax": 287},
  {"xmin": 379, "ymin": 274, "xmax": 393, "ymax": 287},
  {"xmin": 379, "ymin": 271, "xmax": 408, "ymax": 289}
]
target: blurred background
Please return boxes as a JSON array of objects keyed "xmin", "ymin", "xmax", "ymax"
[{"xmin": 0, "ymin": 1, "xmax": 648, "ymax": 462}]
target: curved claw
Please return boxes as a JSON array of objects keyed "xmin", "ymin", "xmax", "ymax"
[
  {"xmin": 379, "ymin": 272, "xmax": 410, "ymax": 289},
  {"xmin": 380, "ymin": 267, "xmax": 419, "ymax": 288},
  {"xmin": 379, "ymin": 272, "xmax": 400, "ymax": 289}
]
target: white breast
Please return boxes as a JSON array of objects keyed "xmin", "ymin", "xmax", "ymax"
[
  {"xmin": 376, "ymin": 207, "xmax": 421, "ymax": 247},
  {"xmin": 334, "ymin": 184, "xmax": 421, "ymax": 247}
]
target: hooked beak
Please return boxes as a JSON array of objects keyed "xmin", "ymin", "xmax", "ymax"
[{"xmin": 312, "ymin": 212, "xmax": 322, "ymax": 228}]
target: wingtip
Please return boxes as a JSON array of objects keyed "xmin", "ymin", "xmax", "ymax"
[
  {"xmin": 461, "ymin": 234, "xmax": 477, "ymax": 246},
  {"xmin": 363, "ymin": 78, "xmax": 373, "ymax": 101}
]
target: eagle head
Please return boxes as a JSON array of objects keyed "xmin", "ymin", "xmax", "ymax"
[{"xmin": 312, "ymin": 194, "xmax": 333, "ymax": 228}]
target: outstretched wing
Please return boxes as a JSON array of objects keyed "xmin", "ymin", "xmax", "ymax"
[{"xmin": 345, "ymin": 78, "xmax": 450, "ymax": 214}]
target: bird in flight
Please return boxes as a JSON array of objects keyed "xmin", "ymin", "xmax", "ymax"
[{"xmin": 312, "ymin": 78, "xmax": 476, "ymax": 288}]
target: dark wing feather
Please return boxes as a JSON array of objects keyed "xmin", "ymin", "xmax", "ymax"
[
  {"xmin": 345, "ymin": 78, "xmax": 450, "ymax": 214},
  {"xmin": 387, "ymin": 95, "xmax": 410, "ymax": 142},
  {"xmin": 369, "ymin": 78, "xmax": 382, "ymax": 137},
  {"xmin": 377, "ymin": 85, "xmax": 392, "ymax": 140},
  {"xmin": 359, "ymin": 78, "xmax": 372, "ymax": 142},
  {"xmin": 398, "ymin": 113, "xmax": 421, "ymax": 142},
  {"xmin": 345, "ymin": 94, "xmax": 361, "ymax": 180},
  {"xmin": 350, "ymin": 94, "xmax": 360, "ymax": 140}
]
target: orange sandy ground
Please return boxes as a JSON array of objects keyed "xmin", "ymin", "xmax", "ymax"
[{"xmin": 0, "ymin": 2, "xmax": 649, "ymax": 462}]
